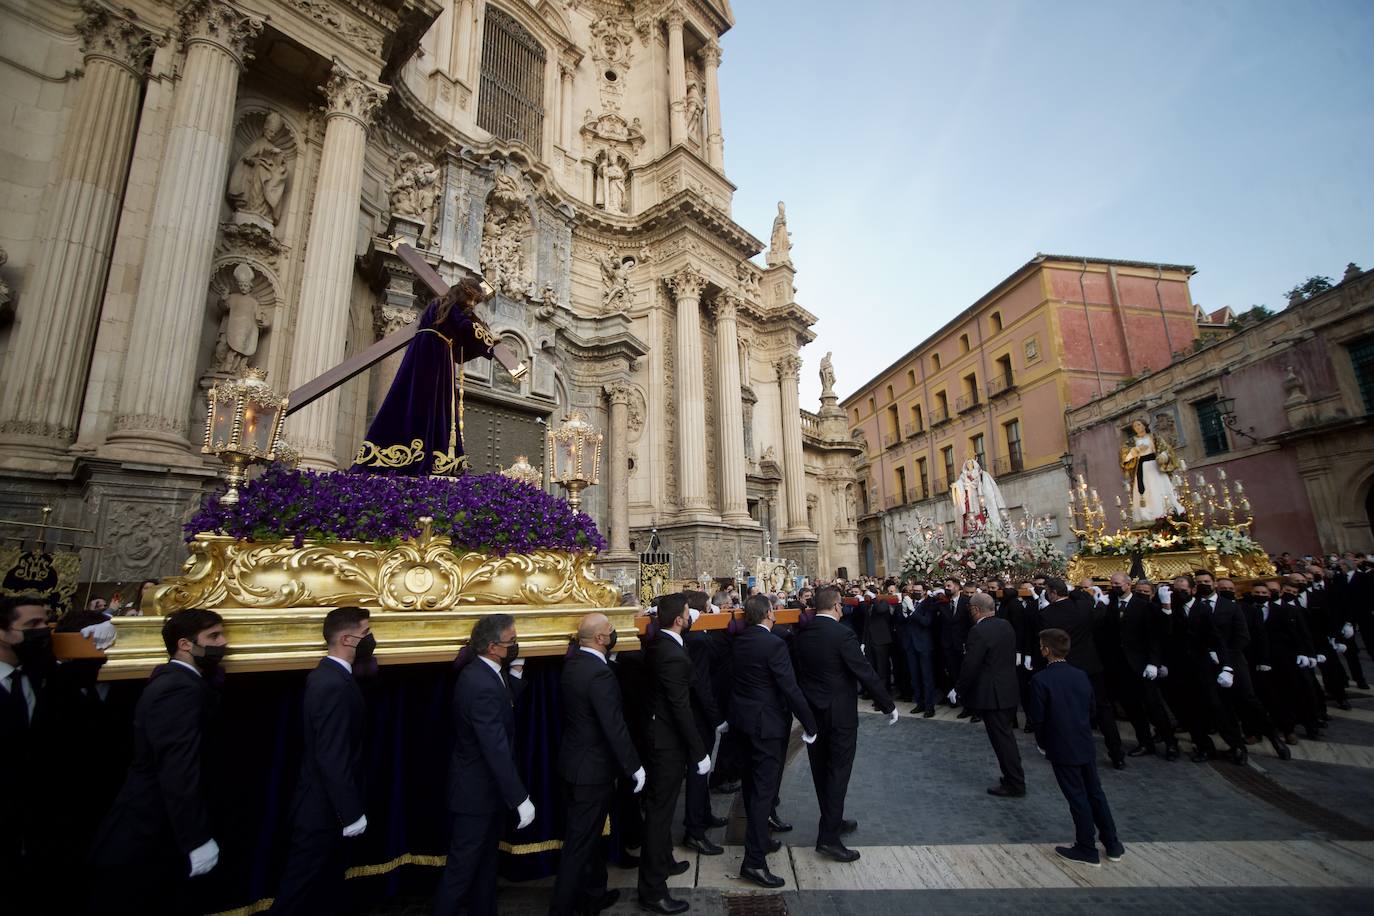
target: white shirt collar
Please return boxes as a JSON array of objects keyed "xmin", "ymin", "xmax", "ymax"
[
  {"xmin": 169, "ymin": 658, "xmax": 202, "ymax": 677},
  {"xmin": 0, "ymin": 659, "xmax": 15, "ymax": 682},
  {"xmin": 578, "ymin": 645, "xmax": 607, "ymax": 663},
  {"xmin": 660, "ymin": 628, "xmax": 683, "ymax": 646},
  {"xmin": 754, "ymin": 623, "xmax": 771, "ymax": 632},
  {"xmin": 816, "ymin": 613, "xmax": 841, "ymax": 623},
  {"xmin": 326, "ymin": 655, "xmax": 352, "ymax": 674},
  {"xmin": 478, "ymin": 655, "xmax": 503, "ymax": 676}
]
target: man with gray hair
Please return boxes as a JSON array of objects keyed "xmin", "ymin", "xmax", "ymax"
[{"xmin": 952, "ymin": 593, "xmax": 1025, "ymax": 797}]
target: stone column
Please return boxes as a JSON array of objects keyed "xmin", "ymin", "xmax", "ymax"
[
  {"xmin": 430, "ymin": 0, "xmax": 453, "ymax": 74},
  {"xmin": 452, "ymin": 0, "xmax": 475, "ymax": 79},
  {"xmin": 105, "ymin": 0, "xmax": 261, "ymax": 462},
  {"xmin": 701, "ymin": 40, "xmax": 724, "ymax": 169},
  {"xmin": 713, "ymin": 293, "xmax": 749, "ymax": 521},
  {"xmin": 604, "ymin": 381, "xmax": 633, "ymax": 557},
  {"xmin": 665, "ymin": 6, "xmax": 687, "ymax": 147},
  {"xmin": 0, "ymin": 6, "xmax": 157, "ymax": 462},
  {"xmin": 287, "ymin": 63, "xmax": 387, "ymax": 470},
  {"xmin": 559, "ymin": 58, "xmax": 575, "ymax": 149},
  {"xmin": 369, "ymin": 303, "xmax": 420, "ymax": 415},
  {"xmin": 777, "ymin": 355, "xmax": 810, "ymax": 535},
  {"xmin": 665, "ymin": 266, "xmax": 711, "ymax": 515}
]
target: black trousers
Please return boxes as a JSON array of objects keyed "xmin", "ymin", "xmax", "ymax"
[
  {"xmin": 1179, "ymin": 662, "xmax": 1243, "ymax": 752},
  {"xmin": 1085, "ymin": 671, "xmax": 1124, "ymax": 761},
  {"xmin": 941, "ymin": 644, "xmax": 964, "ymax": 693},
  {"xmin": 899, "ymin": 631, "xmax": 936, "ymax": 709},
  {"xmin": 805, "ymin": 709, "xmax": 857, "ymax": 846},
  {"xmin": 867, "ymin": 643, "xmax": 891, "ymax": 696},
  {"xmin": 431, "ymin": 810, "xmax": 504, "ymax": 916},
  {"xmin": 1341, "ymin": 635, "xmax": 1366, "ymax": 685},
  {"xmin": 549, "ymin": 780, "xmax": 615, "ymax": 916},
  {"xmin": 1051, "ymin": 761, "xmax": 1118, "ymax": 852},
  {"xmin": 90, "ymin": 852, "xmax": 193, "ymax": 916},
  {"xmin": 891, "ymin": 637, "xmax": 911, "ymax": 698},
  {"xmin": 1120, "ymin": 674, "xmax": 1175, "ymax": 748},
  {"xmin": 739, "ymin": 731, "xmax": 786, "ymax": 869},
  {"xmin": 1223, "ymin": 666, "xmax": 1277, "ymax": 739},
  {"xmin": 637, "ymin": 743, "xmax": 686, "ymax": 900},
  {"xmin": 981, "ymin": 707, "xmax": 1024, "ymax": 791},
  {"xmin": 270, "ymin": 821, "xmax": 348, "ymax": 915},
  {"xmin": 683, "ymin": 725, "xmax": 718, "ymax": 839}
]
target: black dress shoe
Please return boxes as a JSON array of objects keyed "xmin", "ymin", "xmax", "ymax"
[
  {"xmin": 1356, "ymin": 682, "xmax": 1370, "ymax": 690},
  {"xmin": 1164, "ymin": 745, "xmax": 1180, "ymax": 761},
  {"xmin": 1189, "ymin": 749, "xmax": 1213, "ymax": 763},
  {"xmin": 1269, "ymin": 736, "xmax": 1292, "ymax": 761},
  {"xmin": 816, "ymin": 842, "xmax": 861, "ymax": 862},
  {"xmin": 1111, "ymin": 757, "xmax": 1126, "ymax": 770},
  {"xmin": 1127, "ymin": 744, "xmax": 1156, "ymax": 758},
  {"xmin": 707, "ymin": 814, "xmax": 729, "ymax": 828},
  {"xmin": 767, "ymin": 838, "xmax": 782, "ymax": 853},
  {"xmin": 670, "ymin": 858, "xmax": 692, "ymax": 876},
  {"xmin": 987, "ymin": 784, "xmax": 1025, "ymax": 797},
  {"xmin": 924, "ymin": 709, "xmax": 936, "ymax": 718},
  {"xmin": 1229, "ymin": 746, "xmax": 1249, "ymax": 766},
  {"xmin": 970, "ymin": 715, "xmax": 982, "ymax": 724},
  {"xmin": 767, "ymin": 813, "xmax": 793, "ymax": 833},
  {"xmin": 1337, "ymin": 700, "xmax": 1353, "ymax": 711},
  {"xmin": 587, "ymin": 889, "xmax": 620, "ymax": 914},
  {"xmin": 684, "ymin": 833, "xmax": 724, "ymax": 856},
  {"xmin": 910, "ymin": 706, "xmax": 924, "ymax": 715},
  {"xmin": 638, "ymin": 893, "xmax": 689, "ymax": 914},
  {"xmin": 739, "ymin": 864, "xmax": 785, "ymax": 888},
  {"xmin": 1022, "ymin": 724, "xmax": 1034, "ymax": 733},
  {"xmin": 712, "ymin": 780, "xmax": 741, "ymax": 794},
  {"xmin": 956, "ymin": 709, "xmax": 972, "ymax": 719},
  {"xmin": 840, "ymin": 818, "xmax": 858, "ymax": 834}
]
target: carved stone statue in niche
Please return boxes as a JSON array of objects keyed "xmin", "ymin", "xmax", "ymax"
[
  {"xmin": 227, "ymin": 111, "xmax": 289, "ymax": 231},
  {"xmin": 594, "ymin": 151, "xmax": 630, "ymax": 214},
  {"xmin": 600, "ymin": 249, "xmax": 636, "ymax": 313},
  {"xmin": 766, "ymin": 200, "xmax": 792, "ymax": 267},
  {"xmin": 478, "ymin": 173, "xmax": 532, "ymax": 296},
  {"xmin": 213, "ymin": 263, "xmax": 271, "ymax": 373},
  {"xmin": 819, "ymin": 350, "xmax": 836, "ymax": 397},
  {"xmin": 388, "ymin": 152, "xmax": 440, "ymax": 240},
  {"xmin": 685, "ymin": 78, "xmax": 704, "ymax": 137}
]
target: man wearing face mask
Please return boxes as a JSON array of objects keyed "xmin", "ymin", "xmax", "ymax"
[
  {"xmin": 1110, "ymin": 575, "xmax": 1177, "ymax": 761},
  {"xmin": 271, "ymin": 607, "xmax": 373, "ymax": 914},
  {"xmin": 89, "ymin": 608, "xmax": 227, "ymax": 915},
  {"xmin": 1165, "ymin": 575, "xmax": 1247, "ymax": 764}
]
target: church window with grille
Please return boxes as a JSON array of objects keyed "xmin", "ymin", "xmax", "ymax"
[
  {"xmin": 1195, "ymin": 396, "xmax": 1229, "ymax": 456},
  {"xmin": 1351, "ymin": 335, "xmax": 1374, "ymax": 414},
  {"xmin": 477, "ymin": 6, "xmax": 546, "ymax": 150}
]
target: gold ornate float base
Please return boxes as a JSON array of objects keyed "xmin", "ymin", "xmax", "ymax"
[
  {"xmin": 1068, "ymin": 548, "xmax": 1277, "ymax": 583},
  {"xmin": 103, "ymin": 531, "xmax": 632, "ymax": 679}
]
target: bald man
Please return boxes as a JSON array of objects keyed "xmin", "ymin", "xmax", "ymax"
[{"xmin": 552, "ymin": 613, "xmax": 645, "ymax": 916}]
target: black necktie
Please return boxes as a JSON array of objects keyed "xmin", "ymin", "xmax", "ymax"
[{"xmin": 2, "ymin": 669, "xmax": 29, "ymax": 728}]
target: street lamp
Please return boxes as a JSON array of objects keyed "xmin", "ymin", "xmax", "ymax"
[
  {"xmin": 546, "ymin": 410, "xmax": 602, "ymax": 512},
  {"xmin": 202, "ymin": 368, "xmax": 288, "ymax": 505},
  {"xmin": 500, "ymin": 454, "xmax": 543, "ymax": 488}
]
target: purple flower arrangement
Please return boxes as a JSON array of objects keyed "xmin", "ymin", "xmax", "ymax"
[{"xmin": 186, "ymin": 466, "xmax": 607, "ymax": 555}]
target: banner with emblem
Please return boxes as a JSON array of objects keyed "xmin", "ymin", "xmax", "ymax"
[{"xmin": 0, "ymin": 545, "xmax": 81, "ymax": 608}]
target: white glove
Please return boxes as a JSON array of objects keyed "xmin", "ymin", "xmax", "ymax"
[
  {"xmin": 1015, "ymin": 653, "xmax": 1022, "ymax": 666},
  {"xmin": 1208, "ymin": 651, "xmax": 1219, "ymax": 664},
  {"xmin": 342, "ymin": 814, "xmax": 367, "ymax": 837},
  {"xmin": 1022, "ymin": 655, "xmax": 1032, "ymax": 671},
  {"xmin": 696, "ymin": 755, "xmax": 711, "ymax": 775},
  {"xmin": 1296, "ymin": 655, "xmax": 1309, "ymax": 669},
  {"xmin": 1257, "ymin": 664, "xmax": 1272, "ymax": 672},
  {"xmin": 715, "ymin": 721, "xmax": 729, "ymax": 734},
  {"xmin": 1316, "ymin": 654, "xmax": 1327, "ymax": 665},
  {"xmin": 631, "ymin": 766, "xmax": 646, "ymax": 794},
  {"xmin": 860, "ymin": 643, "xmax": 866, "ymax": 654},
  {"xmin": 1143, "ymin": 664, "xmax": 1158, "ymax": 680},
  {"xmin": 888, "ymin": 708, "xmax": 900, "ymax": 726},
  {"xmin": 189, "ymin": 838, "xmax": 219, "ymax": 877},
  {"xmin": 1158, "ymin": 665, "xmax": 1169, "ymax": 678},
  {"xmin": 1157, "ymin": 585, "xmax": 1172, "ymax": 606},
  {"xmin": 516, "ymin": 797, "xmax": 536, "ymax": 829},
  {"xmin": 801, "ymin": 732, "xmax": 817, "ymax": 745},
  {"xmin": 1336, "ymin": 642, "xmax": 1347, "ymax": 655},
  {"xmin": 947, "ymin": 689, "xmax": 958, "ymax": 705},
  {"xmin": 1342, "ymin": 623, "xmax": 1355, "ymax": 639},
  {"xmin": 80, "ymin": 620, "xmax": 118, "ymax": 650},
  {"xmin": 1217, "ymin": 669, "xmax": 1234, "ymax": 689},
  {"xmin": 508, "ymin": 658, "xmax": 526, "ymax": 679}
]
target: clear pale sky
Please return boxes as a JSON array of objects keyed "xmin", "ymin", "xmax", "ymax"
[{"xmin": 716, "ymin": 0, "xmax": 1374, "ymax": 407}]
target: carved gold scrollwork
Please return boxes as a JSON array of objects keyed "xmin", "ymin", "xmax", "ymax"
[{"xmin": 354, "ymin": 438, "xmax": 426, "ymax": 468}]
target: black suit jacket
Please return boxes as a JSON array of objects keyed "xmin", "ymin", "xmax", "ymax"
[
  {"xmin": 1117, "ymin": 593, "xmax": 1163, "ymax": 672},
  {"xmin": 1038, "ymin": 597, "xmax": 1104, "ymax": 676},
  {"xmin": 862, "ymin": 597, "xmax": 894, "ymax": 647},
  {"xmin": 641, "ymin": 632, "xmax": 707, "ymax": 761},
  {"xmin": 1029, "ymin": 661, "xmax": 1097, "ymax": 765},
  {"xmin": 955, "ymin": 617, "xmax": 1019, "ymax": 711},
  {"xmin": 448, "ymin": 659, "xmax": 527, "ymax": 814},
  {"xmin": 292, "ymin": 658, "xmax": 366, "ymax": 828},
  {"xmin": 94, "ymin": 662, "xmax": 215, "ymax": 864},
  {"xmin": 684, "ymin": 629, "xmax": 722, "ymax": 738},
  {"xmin": 793, "ymin": 616, "xmax": 894, "ymax": 725},
  {"xmin": 996, "ymin": 595, "xmax": 1025, "ymax": 648},
  {"xmin": 558, "ymin": 649, "xmax": 641, "ymax": 785},
  {"xmin": 1242, "ymin": 600, "xmax": 1271, "ymax": 669},
  {"xmin": 937, "ymin": 597, "xmax": 971, "ymax": 653},
  {"xmin": 729, "ymin": 625, "xmax": 818, "ymax": 739}
]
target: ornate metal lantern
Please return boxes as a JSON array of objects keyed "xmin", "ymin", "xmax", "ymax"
[
  {"xmin": 500, "ymin": 454, "xmax": 543, "ymax": 488},
  {"xmin": 546, "ymin": 410, "xmax": 602, "ymax": 512},
  {"xmin": 202, "ymin": 368, "xmax": 288, "ymax": 505}
]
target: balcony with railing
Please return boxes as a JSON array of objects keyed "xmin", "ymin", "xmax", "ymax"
[
  {"xmin": 956, "ymin": 392, "xmax": 981, "ymax": 414},
  {"xmin": 930, "ymin": 405, "xmax": 951, "ymax": 426},
  {"xmin": 993, "ymin": 454, "xmax": 1025, "ymax": 476},
  {"xmin": 987, "ymin": 373, "xmax": 1016, "ymax": 398},
  {"xmin": 800, "ymin": 409, "xmax": 820, "ymax": 439},
  {"xmin": 883, "ymin": 433, "xmax": 899, "ymax": 450}
]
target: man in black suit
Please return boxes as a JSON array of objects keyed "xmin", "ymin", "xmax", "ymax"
[
  {"xmin": 730, "ymin": 594, "xmax": 818, "ymax": 889},
  {"xmin": 937, "ymin": 579, "xmax": 971, "ymax": 715},
  {"xmin": 1037, "ymin": 579, "xmax": 1124, "ymax": 768},
  {"xmin": 952, "ymin": 593, "xmax": 1024, "ymax": 797},
  {"xmin": 433, "ymin": 614, "xmax": 534, "ymax": 916},
  {"xmin": 1108, "ymin": 574, "xmax": 1177, "ymax": 760},
  {"xmin": 1, "ymin": 594, "xmax": 56, "ymax": 910},
  {"xmin": 860, "ymin": 585, "xmax": 896, "ymax": 704},
  {"xmin": 271, "ymin": 607, "xmax": 373, "ymax": 915},
  {"xmin": 551, "ymin": 613, "xmax": 644, "ymax": 916},
  {"xmin": 1163, "ymin": 575, "xmax": 1247, "ymax": 764},
  {"xmin": 636, "ymin": 594, "xmax": 709, "ymax": 915},
  {"xmin": 793, "ymin": 587, "xmax": 897, "ymax": 862},
  {"xmin": 681, "ymin": 591, "xmax": 728, "ymax": 857},
  {"xmin": 89, "ymin": 608, "xmax": 228, "ymax": 915},
  {"xmin": 1030, "ymin": 627, "xmax": 1124, "ymax": 868},
  {"xmin": 897, "ymin": 583, "xmax": 936, "ymax": 715}
]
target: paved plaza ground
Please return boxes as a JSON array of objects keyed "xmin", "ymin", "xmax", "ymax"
[{"xmin": 372, "ymin": 686, "xmax": 1374, "ymax": 915}]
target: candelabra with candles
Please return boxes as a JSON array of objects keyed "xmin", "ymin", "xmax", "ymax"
[{"xmin": 1066, "ymin": 473, "xmax": 1108, "ymax": 542}]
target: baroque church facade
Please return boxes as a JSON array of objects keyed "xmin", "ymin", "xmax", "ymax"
[{"xmin": 0, "ymin": 0, "xmax": 859, "ymax": 583}]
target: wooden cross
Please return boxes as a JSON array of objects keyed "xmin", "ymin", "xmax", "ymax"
[{"xmin": 285, "ymin": 239, "xmax": 528, "ymax": 416}]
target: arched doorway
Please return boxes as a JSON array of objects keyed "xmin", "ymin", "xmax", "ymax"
[{"xmin": 862, "ymin": 537, "xmax": 875, "ymax": 577}]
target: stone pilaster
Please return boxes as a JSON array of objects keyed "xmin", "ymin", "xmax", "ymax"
[
  {"xmin": 287, "ymin": 62, "xmax": 387, "ymax": 470},
  {"xmin": 0, "ymin": 4, "xmax": 159, "ymax": 464},
  {"xmin": 105, "ymin": 0, "xmax": 261, "ymax": 462},
  {"xmin": 604, "ymin": 380, "xmax": 633, "ymax": 558},
  {"xmin": 777, "ymin": 355, "xmax": 810, "ymax": 537},
  {"xmin": 559, "ymin": 58, "xmax": 575, "ymax": 149},
  {"xmin": 369, "ymin": 303, "xmax": 421, "ymax": 416},
  {"xmin": 665, "ymin": 6, "xmax": 687, "ymax": 147},
  {"xmin": 665, "ymin": 266, "xmax": 712, "ymax": 516},
  {"xmin": 701, "ymin": 40, "xmax": 724, "ymax": 169},
  {"xmin": 713, "ymin": 293, "xmax": 749, "ymax": 521}
]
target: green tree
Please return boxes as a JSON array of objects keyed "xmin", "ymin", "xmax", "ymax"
[{"xmin": 1285, "ymin": 276, "xmax": 1334, "ymax": 303}]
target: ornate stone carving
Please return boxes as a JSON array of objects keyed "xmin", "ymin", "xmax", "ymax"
[
  {"xmin": 0, "ymin": 247, "xmax": 10, "ymax": 324},
  {"xmin": 78, "ymin": 2, "xmax": 160, "ymax": 74},
  {"xmin": 664, "ymin": 265, "xmax": 707, "ymax": 301},
  {"xmin": 479, "ymin": 171, "xmax": 533, "ymax": 297},
  {"xmin": 600, "ymin": 248, "xmax": 639, "ymax": 313},
  {"xmin": 284, "ymin": 0, "xmax": 383, "ymax": 56},
  {"xmin": 374, "ymin": 302, "xmax": 420, "ymax": 339},
  {"xmin": 178, "ymin": 0, "xmax": 262, "ymax": 63},
  {"xmin": 105, "ymin": 500, "xmax": 183, "ymax": 579},
  {"xmin": 388, "ymin": 152, "xmax": 440, "ymax": 240},
  {"xmin": 662, "ymin": 312, "xmax": 677, "ymax": 507},
  {"xmin": 625, "ymin": 386, "xmax": 646, "ymax": 441},
  {"xmin": 819, "ymin": 350, "xmax": 836, "ymax": 397},
  {"xmin": 226, "ymin": 110, "xmax": 290, "ymax": 231},
  {"xmin": 713, "ymin": 291, "xmax": 738, "ymax": 323},
  {"xmin": 590, "ymin": 14, "xmax": 635, "ymax": 111},
  {"xmin": 211, "ymin": 263, "xmax": 271, "ymax": 373},
  {"xmin": 767, "ymin": 200, "xmax": 792, "ymax": 267},
  {"xmin": 776, "ymin": 354, "xmax": 802, "ymax": 381},
  {"xmin": 737, "ymin": 262, "xmax": 761, "ymax": 300},
  {"xmin": 606, "ymin": 379, "xmax": 633, "ymax": 407},
  {"xmin": 581, "ymin": 110, "xmax": 646, "ymax": 154},
  {"xmin": 684, "ymin": 70, "xmax": 704, "ymax": 137},
  {"xmin": 323, "ymin": 63, "xmax": 387, "ymax": 125}
]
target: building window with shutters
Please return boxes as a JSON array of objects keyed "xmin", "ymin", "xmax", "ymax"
[
  {"xmin": 942, "ymin": 445, "xmax": 955, "ymax": 488},
  {"xmin": 477, "ymin": 6, "xmax": 546, "ymax": 150},
  {"xmin": 1004, "ymin": 419, "xmax": 1023, "ymax": 472},
  {"xmin": 1195, "ymin": 396, "xmax": 1229, "ymax": 456},
  {"xmin": 917, "ymin": 457, "xmax": 929, "ymax": 499},
  {"xmin": 1351, "ymin": 335, "xmax": 1374, "ymax": 414},
  {"xmin": 971, "ymin": 433, "xmax": 986, "ymax": 471}
]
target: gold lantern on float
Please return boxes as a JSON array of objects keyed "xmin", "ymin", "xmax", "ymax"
[
  {"xmin": 202, "ymin": 368, "xmax": 288, "ymax": 505},
  {"xmin": 501, "ymin": 454, "xmax": 544, "ymax": 488},
  {"xmin": 546, "ymin": 411, "xmax": 602, "ymax": 512}
]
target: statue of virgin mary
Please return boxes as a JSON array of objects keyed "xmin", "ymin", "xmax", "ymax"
[
  {"xmin": 950, "ymin": 458, "xmax": 1007, "ymax": 536},
  {"xmin": 1120, "ymin": 418, "xmax": 1184, "ymax": 525}
]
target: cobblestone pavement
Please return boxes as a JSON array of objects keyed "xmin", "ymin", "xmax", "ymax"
[{"xmin": 368, "ymin": 686, "xmax": 1374, "ymax": 915}]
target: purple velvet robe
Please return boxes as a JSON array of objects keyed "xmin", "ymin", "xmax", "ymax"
[{"xmin": 351, "ymin": 297, "xmax": 495, "ymax": 476}]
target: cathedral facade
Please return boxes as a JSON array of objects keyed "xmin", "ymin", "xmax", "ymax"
[{"xmin": 0, "ymin": 0, "xmax": 858, "ymax": 583}]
